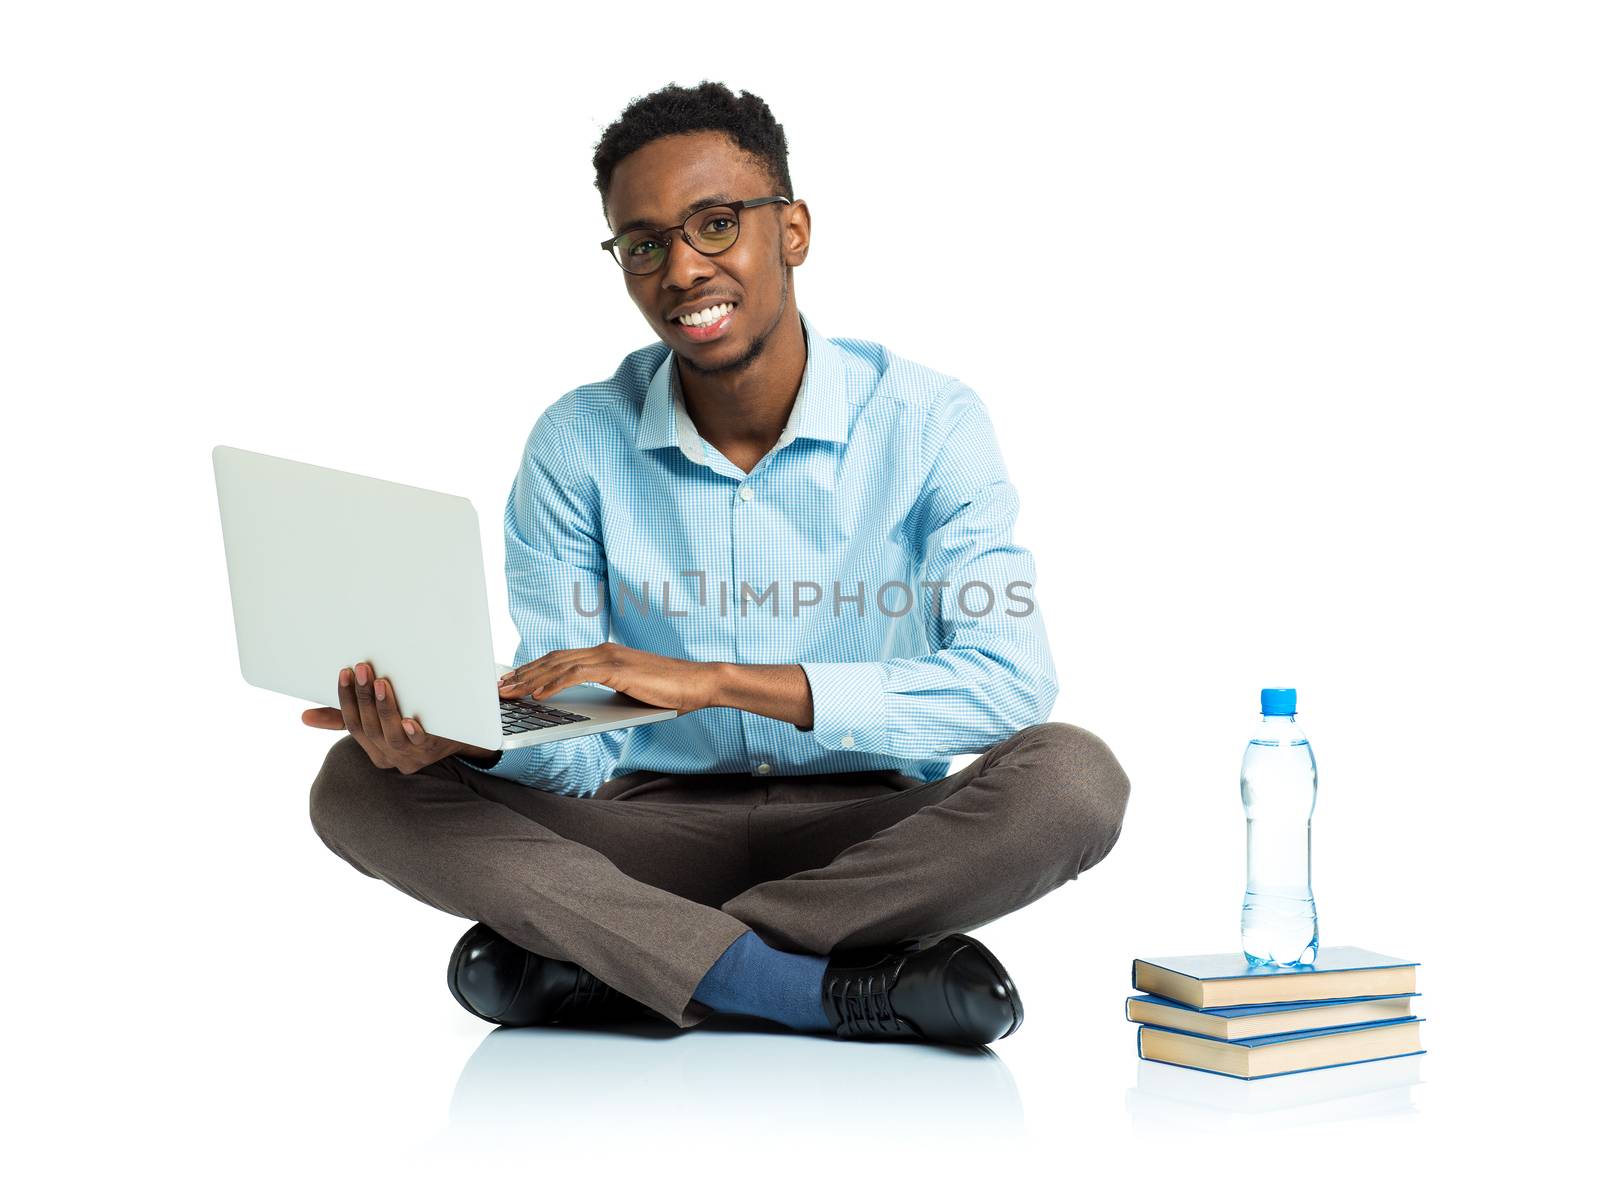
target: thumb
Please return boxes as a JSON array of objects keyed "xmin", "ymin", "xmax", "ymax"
[{"xmin": 302, "ymin": 706, "xmax": 346, "ymax": 730}]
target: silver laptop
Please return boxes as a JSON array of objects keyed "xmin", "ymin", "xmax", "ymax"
[{"xmin": 211, "ymin": 444, "xmax": 678, "ymax": 751}]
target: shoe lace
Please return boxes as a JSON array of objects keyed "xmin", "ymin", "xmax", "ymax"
[
  {"xmin": 827, "ymin": 970, "xmax": 915, "ymax": 1038},
  {"xmin": 567, "ymin": 969, "xmax": 624, "ymax": 1014}
]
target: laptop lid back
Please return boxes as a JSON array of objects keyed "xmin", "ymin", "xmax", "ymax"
[{"xmin": 212, "ymin": 444, "xmax": 502, "ymax": 748}]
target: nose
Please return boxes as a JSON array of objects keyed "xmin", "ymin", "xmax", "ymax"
[{"xmin": 658, "ymin": 229, "xmax": 716, "ymax": 292}]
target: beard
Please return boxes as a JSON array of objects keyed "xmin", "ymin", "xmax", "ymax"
[{"xmin": 677, "ymin": 265, "xmax": 791, "ymax": 379}]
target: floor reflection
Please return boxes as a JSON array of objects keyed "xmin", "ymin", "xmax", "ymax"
[
  {"xmin": 1126, "ymin": 1053, "xmax": 1424, "ymax": 1130},
  {"xmin": 438, "ymin": 1014, "xmax": 1025, "ymax": 1146}
]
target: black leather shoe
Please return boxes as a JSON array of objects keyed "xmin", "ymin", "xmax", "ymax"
[
  {"xmin": 825, "ymin": 937, "xmax": 925, "ymax": 967},
  {"xmin": 821, "ymin": 933, "xmax": 1023, "ymax": 1045},
  {"xmin": 447, "ymin": 922, "xmax": 658, "ymax": 1026}
]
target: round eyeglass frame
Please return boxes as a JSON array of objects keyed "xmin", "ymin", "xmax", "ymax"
[{"xmin": 600, "ymin": 196, "xmax": 793, "ymax": 274}]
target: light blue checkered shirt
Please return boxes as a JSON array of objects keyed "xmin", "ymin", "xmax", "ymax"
[{"xmin": 459, "ymin": 310, "xmax": 1057, "ymax": 795}]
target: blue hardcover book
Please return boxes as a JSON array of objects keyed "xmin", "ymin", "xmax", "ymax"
[
  {"xmin": 1137, "ymin": 1015, "xmax": 1427, "ymax": 1080},
  {"xmin": 1131, "ymin": 946, "xmax": 1419, "ymax": 1009},
  {"xmin": 1125, "ymin": 992, "xmax": 1420, "ymax": 1041}
]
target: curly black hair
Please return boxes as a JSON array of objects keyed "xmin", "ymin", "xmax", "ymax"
[{"xmin": 592, "ymin": 80, "xmax": 793, "ymax": 221}]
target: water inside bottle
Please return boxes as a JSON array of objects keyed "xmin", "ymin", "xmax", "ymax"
[{"xmin": 1241, "ymin": 730, "xmax": 1320, "ymax": 967}]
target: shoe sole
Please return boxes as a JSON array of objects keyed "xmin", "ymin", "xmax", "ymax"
[{"xmin": 947, "ymin": 933, "xmax": 1024, "ymax": 1041}]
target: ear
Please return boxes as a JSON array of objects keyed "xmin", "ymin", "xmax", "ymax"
[{"xmin": 781, "ymin": 198, "xmax": 811, "ymax": 267}]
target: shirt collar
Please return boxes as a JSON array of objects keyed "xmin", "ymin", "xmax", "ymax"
[{"xmin": 636, "ymin": 310, "xmax": 851, "ymax": 461}]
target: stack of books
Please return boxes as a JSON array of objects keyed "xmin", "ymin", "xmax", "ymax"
[{"xmin": 1126, "ymin": 946, "xmax": 1424, "ymax": 1079}]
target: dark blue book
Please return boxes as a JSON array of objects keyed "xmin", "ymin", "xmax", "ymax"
[
  {"xmin": 1137, "ymin": 1016, "xmax": 1426, "ymax": 1080},
  {"xmin": 1126, "ymin": 992, "xmax": 1419, "ymax": 1041},
  {"xmin": 1132, "ymin": 946, "xmax": 1419, "ymax": 1008}
]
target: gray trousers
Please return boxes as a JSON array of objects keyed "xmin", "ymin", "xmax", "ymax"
[{"xmin": 308, "ymin": 721, "xmax": 1130, "ymax": 1028}]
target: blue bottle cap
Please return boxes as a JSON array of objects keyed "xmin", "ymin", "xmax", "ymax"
[{"xmin": 1261, "ymin": 687, "xmax": 1297, "ymax": 716}]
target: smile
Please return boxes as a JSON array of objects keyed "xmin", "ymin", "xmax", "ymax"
[{"xmin": 675, "ymin": 303, "xmax": 736, "ymax": 342}]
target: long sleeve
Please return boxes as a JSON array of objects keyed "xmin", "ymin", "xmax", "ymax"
[
  {"xmin": 798, "ymin": 381, "xmax": 1058, "ymax": 759},
  {"xmin": 455, "ymin": 404, "xmax": 625, "ymax": 795}
]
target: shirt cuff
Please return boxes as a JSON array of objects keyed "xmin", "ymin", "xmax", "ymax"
[{"xmin": 797, "ymin": 661, "xmax": 888, "ymax": 754}]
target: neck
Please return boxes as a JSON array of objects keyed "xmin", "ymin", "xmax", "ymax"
[
  {"xmin": 1256, "ymin": 713, "xmax": 1304, "ymax": 740},
  {"xmin": 676, "ymin": 301, "xmax": 807, "ymax": 468}
]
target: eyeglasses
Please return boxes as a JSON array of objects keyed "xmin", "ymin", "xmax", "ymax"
[{"xmin": 600, "ymin": 196, "xmax": 793, "ymax": 275}]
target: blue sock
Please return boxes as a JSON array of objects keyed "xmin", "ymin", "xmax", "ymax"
[{"xmin": 691, "ymin": 930, "xmax": 831, "ymax": 1032}]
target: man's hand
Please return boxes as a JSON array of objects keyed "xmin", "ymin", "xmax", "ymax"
[
  {"xmin": 301, "ymin": 661, "xmax": 501, "ymax": 773},
  {"xmin": 498, "ymin": 642, "xmax": 722, "ymax": 713}
]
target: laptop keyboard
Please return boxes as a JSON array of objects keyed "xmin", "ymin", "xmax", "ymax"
[{"xmin": 500, "ymin": 699, "xmax": 592, "ymax": 734}]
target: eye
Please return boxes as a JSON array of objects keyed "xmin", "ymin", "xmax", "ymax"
[
  {"xmin": 706, "ymin": 217, "xmax": 735, "ymax": 233},
  {"xmin": 626, "ymin": 238, "xmax": 661, "ymax": 256}
]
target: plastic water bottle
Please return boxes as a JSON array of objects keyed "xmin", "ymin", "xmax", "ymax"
[{"xmin": 1240, "ymin": 687, "xmax": 1319, "ymax": 966}]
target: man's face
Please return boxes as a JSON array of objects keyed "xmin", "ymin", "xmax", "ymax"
[{"xmin": 605, "ymin": 130, "xmax": 807, "ymax": 378}]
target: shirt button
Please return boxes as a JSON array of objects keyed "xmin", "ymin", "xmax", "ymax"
[
  {"xmin": 841, "ymin": 734, "xmax": 855, "ymax": 748},
  {"xmin": 756, "ymin": 762, "xmax": 772, "ymax": 774},
  {"xmin": 737, "ymin": 486, "xmax": 753, "ymax": 502}
]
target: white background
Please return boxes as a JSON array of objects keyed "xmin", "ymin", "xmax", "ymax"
[{"xmin": 4, "ymin": 1, "xmax": 1595, "ymax": 1183}]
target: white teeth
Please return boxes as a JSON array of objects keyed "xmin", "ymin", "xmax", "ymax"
[{"xmin": 677, "ymin": 303, "xmax": 732, "ymax": 326}]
